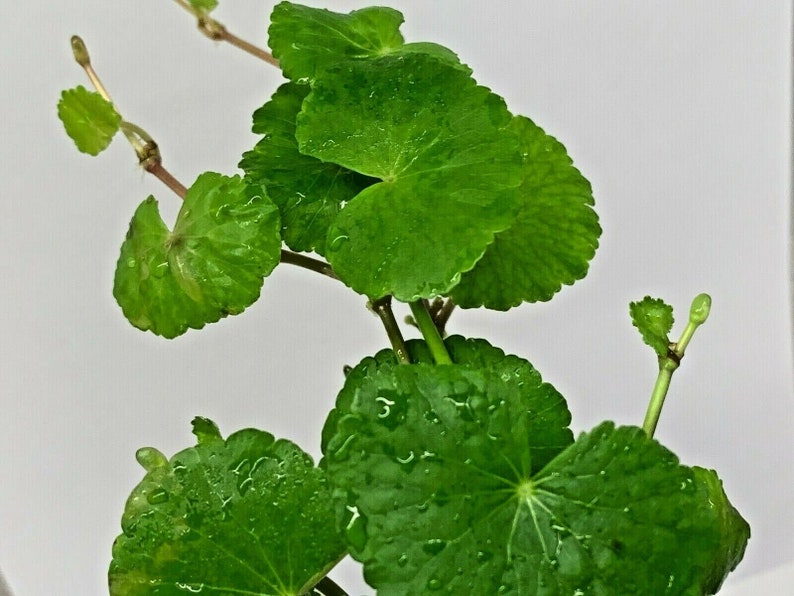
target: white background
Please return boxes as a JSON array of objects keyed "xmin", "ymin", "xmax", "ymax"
[{"xmin": 1, "ymin": 1, "xmax": 792, "ymax": 594}]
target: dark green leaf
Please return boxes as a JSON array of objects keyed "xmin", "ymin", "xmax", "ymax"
[
  {"xmin": 269, "ymin": 3, "xmax": 405, "ymax": 82},
  {"xmin": 322, "ymin": 339, "xmax": 748, "ymax": 595},
  {"xmin": 451, "ymin": 116, "xmax": 601, "ymax": 309},
  {"xmin": 113, "ymin": 172, "xmax": 281, "ymax": 338},
  {"xmin": 57, "ymin": 86, "xmax": 121, "ymax": 155},
  {"xmin": 109, "ymin": 418, "xmax": 346, "ymax": 596},
  {"xmin": 630, "ymin": 296, "xmax": 675, "ymax": 357},
  {"xmin": 296, "ymin": 54, "xmax": 524, "ymax": 300},
  {"xmin": 239, "ymin": 82, "xmax": 375, "ymax": 255}
]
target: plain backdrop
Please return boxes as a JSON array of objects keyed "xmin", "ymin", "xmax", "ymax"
[{"xmin": 1, "ymin": 1, "xmax": 792, "ymax": 594}]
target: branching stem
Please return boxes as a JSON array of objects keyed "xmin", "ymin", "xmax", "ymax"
[
  {"xmin": 409, "ymin": 300, "xmax": 452, "ymax": 365},
  {"xmin": 172, "ymin": 0, "xmax": 279, "ymax": 66},
  {"xmin": 642, "ymin": 293, "xmax": 711, "ymax": 437},
  {"xmin": 370, "ymin": 297, "xmax": 411, "ymax": 364}
]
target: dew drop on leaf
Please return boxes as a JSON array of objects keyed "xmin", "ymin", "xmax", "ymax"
[
  {"xmin": 422, "ymin": 538, "xmax": 447, "ymax": 555},
  {"xmin": 146, "ymin": 488, "xmax": 169, "ymax": 505},
  {"xmin": 397, "ymin": 553, "xmax": 409, "ymax": 567},
  {"xmin": 426, "ymin": 577, "xmax": 444, "ymax": 591}
]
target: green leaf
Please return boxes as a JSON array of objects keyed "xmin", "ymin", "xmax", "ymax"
[
  {"xmin": 450, "ymin": 116, "xmax": 601, "ymax": 309},
  {"xmin": 113, "ymin": 172, "xmax": 281, "ymax": 338},
  {"xmin": 239, "ymin": 82, "xmax": 375, "ymax": 255},
  {"xmin": 269, "ymin": 2, "xmax": 405, "ymax": 82},
  {"xmin": 268, "ymin": 3, "xmax": 470, "ymax": 83},
  {"xmin": 187, "ymin": 0, "xmax": 218, "ymax": 12},
  {"xmin": 296, "ymin": 54, "xmax": 524, "ymax": 300},
  {"xmin": 630, "ymin": 296, "xmax": 675, "ymax": 357},
  {"xmin": 321, "ymin": 339, "xmax": 748, "ymax": 595},
  {"xmin": 57, "ymin": 86, "xmax": 121, "ymax": 155},
  {"xmin": 109, "ymin": 418, "xmax": 346, "ymax": 596}
]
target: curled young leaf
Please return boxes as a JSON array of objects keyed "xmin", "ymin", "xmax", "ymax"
[
  {"xmin": 630, "ymin": 296, "xmax": 675, "ymax": 358},
  {"xmin": 57, "ymin": 86, "xmax": 121, "ymax": 156},
  {"xmin": 113, "ymin": 172, "xmax": 281, "ymax": 338}
]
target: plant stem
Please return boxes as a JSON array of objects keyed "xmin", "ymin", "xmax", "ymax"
[
  {"xmin": 310, "ymin": 576, "xmax": 349, "ymax": 596},
  {"xmin": 279, "ymin": 250, "xmax": 339, "ymax": 281},
  {"xmin": 434, "ymin": 298, "xmax": 456, "ymax": 336},
  {"xmin": 642, "ymin": 293, "xmax": 712, "ymax": 437},
  {"xmin": 370, "ymin": 297, "xmax": 411, "ymax": 364},
  {"xmin": 145, "ymin": 159, "xmax": 188, "ymax": 200},
  {"xmin": 409, "ymin": 300, "xmax": 452, "ymax": 364},
  {"xmin": 172, "ymin": 0, "xmax": 279, "ymax": 66}
]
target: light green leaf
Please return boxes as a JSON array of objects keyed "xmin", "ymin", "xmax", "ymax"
[
  {"xmin": 113, "ymin": 172, "xmax": 281, "ymax": 338},
  {"xmin": 322, "ymin": 343, "xmax": 749, "ymax": 595},
  {"xmin": 269, "ymin": 2, "xmax": 405, "ymax": 82},
  {"xmin": 451, "ymin": 116, "xmax": 601, "ymax": 309},
  {"xmin": 188, "ymin": 0, "xmax": 218, "ymax": 12},
  {"xmin": 296, "ymin": 54, "xmax": 524, "ymax": 300},
  {"xmin": 239, "ymin": 82, "xmax": 375, "ymax": 255},
  {"xmin": 109, "ymin": 418, "xmax": 346, "ymax": 596},
  {"xmin": 630, "ymin": 296, "xmax": 675, "ymax": 357},
  {"xmin": 57, "ymin": 86, "xmax": 121, "ymax": 155}
]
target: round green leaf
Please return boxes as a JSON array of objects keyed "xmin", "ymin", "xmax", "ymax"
[
  {"xmin": 630, "ymin": 296, "xmax": 675, "ymax": 358},
  {"xmin": 57, "ymin": 86, "xmax": 121, "ymax": 156},
  {"xmin": 296, "ymin": 54, "xmax": 524, "ymax": 300},
  {"xmin": 269, "ymin": 3, "xmax": 405, "ymax": 82},
  {"xmin": 321, "ymin": 338, "xmax": 748, "ymax": 595},
  {"xmin": 109, "ymin": 418, "xmax": 346, "ymax": 596},
  {"xmin": 451, "ymin": 116, "xmax": 601, "ymax": 309},
  {"xmin": 113, "ymin": 172, "xmax": 281, "ymax": 338},
  {"xmin": 239, "ymin": 82, "xmax": 375, "ymax": 256}
]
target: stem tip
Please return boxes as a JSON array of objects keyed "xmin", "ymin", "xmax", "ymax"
[
  {"xmin": 689, "ymin": 293, "xmax": 712, "ymax": 325},
  {"xmin": 70, "ymin": 35, "xmax": 91, "ymax": 66}
]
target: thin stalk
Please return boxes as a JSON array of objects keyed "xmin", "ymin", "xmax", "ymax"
[
  {"xmin": 371, "ymin": 297, "xmax": 411, "ymax": 364},
  {"xmin": 642, "ymin": 293, "xmax": 712, "ymax": 437},
  {"xmin": 145, "ymin": 159, "xmax": 188, "ymax": 200},
  {"xmin": 279, "ymin": 250, "xmax": 339, "ymax": 281},
  {"xmin": 173, "ymin": 0, "xmax": 279, "ymax": 66},
  {"xmin": 434, "ymin": 298, "xmax": 456, "ymax": 336},
  {"xmin": 409, "ymin": 300, "xmax": 452, "ymax": 364}
]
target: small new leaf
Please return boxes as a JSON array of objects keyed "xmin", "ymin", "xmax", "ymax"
[
  {"xmin": 113, "ymin": 172, "xmax": 281, "ymax": 338},
  {"xmin": 57, "ymin": 86, "xmax": 121, "ymax": 155},
  {"xmin": 630, "ymin": 296, "xmax": 675, "ymax": 358},
  {"xmin": 109, "ymin": 418, "xmax": 346, "ymax": 596}
]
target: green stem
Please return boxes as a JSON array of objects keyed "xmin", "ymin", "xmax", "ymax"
[
  {"xmin": 409, "ymin": 300, "xmax": 452, "ymax": 364},
  {"xmin": 371, "ymin": 297, "xmax": 411, "ymax": 364},
  {"xmin": 279, "ymin": 250, "xmax": 339, "ymax": 281},
  {"xmin": 641, "ymin": 293, "xmax": 711, "ymax": 437}
]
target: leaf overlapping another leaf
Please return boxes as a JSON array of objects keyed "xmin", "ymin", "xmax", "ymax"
[
  {"xmin": 450, "ymin": 116, "xmax": 601, "ymax": 309},
  {"xmin": 321, "ymin": 336, "xmax": 749, "ymax": 595},
  {"xmin": 57, "ymin": 85, "xmax": 121, "ymax": 155},
  {"xmin": 296, "ymin": 54, "xmax": 524, "ymax": 301},
  {"xmin": 239, "ymin": 82, "xmax": 375, "ymax": 256},
  {"xmin": 113, "ymin": 172, "xmax": 281, "ymax": 338},
  {"xmin": 109, "ymin": 418, "xmax": 346, "ymax": 596}
]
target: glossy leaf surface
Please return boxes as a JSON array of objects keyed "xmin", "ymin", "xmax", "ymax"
[
  {"xmin": 322, "ymin": 338, "xmax": 748, "ymax": 595},
  {"xmin": 630, "ymin": 296, "xmax": 675, "ymax": 357},
  {"xmin": 451, "ymin": 116, "xmax": 601, "ymax": 309},
  {"xmin": 109, "ymin": 418, "xmax": 346, "ymax": 596},
  {"xmin": 297, "ymin": 54, "xmax": 524, "ymax": 300},
  {"xmin": 113, "ymin": 172, "xmax": 280, "ymax": 338},
  {"xmin": 57, "ymin": 86, "xmax": 121, "ymax": 155},
  {"xmin": 239, "ymin": 82, "xmax": 375, "ymax": 255}
]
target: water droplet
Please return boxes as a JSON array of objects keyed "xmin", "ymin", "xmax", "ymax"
[
  {"xmin": 238, "ymin": 476, "xmax": 254, "ymax": 496},
  {"xmin": 152, "ymin": 261, "xmax": 169, "ymax": 278},
  {"xmin": 146, "ymin": 488, "xmax": 169, "ymax": 505},
  {"xmin": 126, "ymin": 257, "xmax": 137, "ymax": 268},
  {"xmin": 422, "ymin": 538, "xmax": 447, "ymax": 555},
  {"xmin": 397, "ymin": 553, "xmax": 409, "ymax": 567},
  {"xmin": 376, "ymin": 396, "xmax": 395, "ymax": 419},
  {"xmin": 176, "ymin": 582, "xmax": 204, "ymax": 593},
  {"xmin": 214, "ymin": 204, "xmax": 231, "ymax": 220},
  {"xmin": 329, "ymin": 234, "xmax": 349, "ymax": 251},
  {"xmin": 476, "ymin": 550, "xmax": 493, "ymax": 563},
  {"xmin": 426, "ymin": 577, "xmax": 444, "ymax": 591}
]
